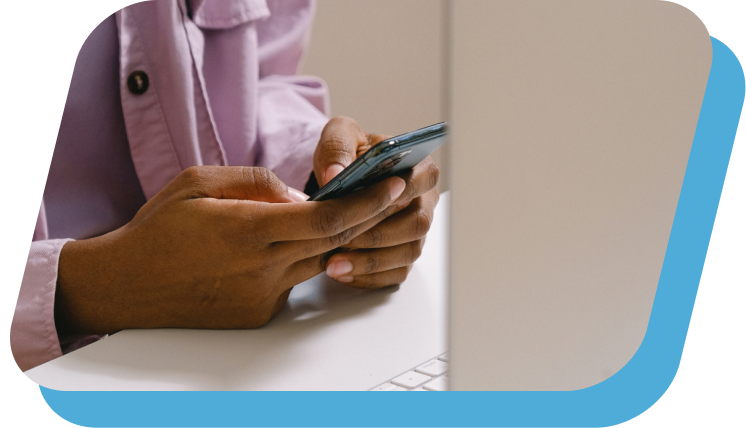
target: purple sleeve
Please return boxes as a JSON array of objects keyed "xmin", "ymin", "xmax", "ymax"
[
  {"xmin": 254, "ymin": 0, "xmax": 330, "ymax": 190},
  {"xmin": 10, "ymin": 239, "xmax": 70, "ymax": 371},
  {"xmin": 12, "ymin": 238, "xmax": 104, "ymax": 371},
  {"xmin": 255, "ymin": 75, "xmax": 328, "ymax": 190}
]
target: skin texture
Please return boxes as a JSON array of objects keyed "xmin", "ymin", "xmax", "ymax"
[
  {"xmin": 55, "ymin": 165, "xmax": 407, "ymax": 338},
  {"xmin": 54, "ymin": 117, "xmax": 439, "ymax": 339},
  {"xmin": 314, "ymin": 117, "xmax": 440, "ymax": 289}
]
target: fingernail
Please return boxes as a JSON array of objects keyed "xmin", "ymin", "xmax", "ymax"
[
  {"xmin": 326, "ymin": 260, "xmax": 353, "ymax": 277},
  {"xmin": 323, "ymin": 164, "xmax": 345, "ymax": 184},
  {"xmin": 288, "ymin": 187, "xmax": 309, "ymax": 202},
  {"xmin": 390, "ymin": 178, "xmax": 406, "ymax": 201},
  {"xmin": 336, "ymin": 276, "xmax": 354, "ymax": 283}
]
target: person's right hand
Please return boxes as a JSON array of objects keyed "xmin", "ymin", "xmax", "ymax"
[{"xmin": 54, "ymin": 166, "xmax": 406, "ymax": 338}]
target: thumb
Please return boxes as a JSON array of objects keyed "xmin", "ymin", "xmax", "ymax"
[{"xmin": 314, "ymin": 117, "xmax": 368, "ymax": 186}]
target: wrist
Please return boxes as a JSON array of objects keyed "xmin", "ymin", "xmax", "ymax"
[{"xmin": 55, "ymin": 233, "xmax": 122, "ymax": 338}]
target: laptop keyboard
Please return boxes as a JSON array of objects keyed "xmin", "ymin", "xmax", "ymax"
[{"xmin": 370, "ymin": 353, "xmax": 449, "ymax": 391}]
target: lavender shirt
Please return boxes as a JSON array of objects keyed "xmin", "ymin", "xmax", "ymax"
[{"xmin": 11, "ymin": 0, "xmax": 329, "ymax": 371}]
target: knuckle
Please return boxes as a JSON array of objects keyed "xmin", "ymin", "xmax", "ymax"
[
  {"xmin": 312, "ymin": 204, "xmax": 347, "ymax": 236},
  {"xmin": 181, "ymin": 165, "xmax": 205, "ymax": 179},
  {"xmin": 365, "ymin": 227, "xmax": 384, "ymax": 248},
  {"xmin": 376, "ymin": 205, "xmax": 395, "ymax": 222},
  {"xmin": 408, "ymin": 240, "xmax": 424, "ymax": 262},
  {"xmin": 364, "ymin": 255, "xmax": 381, "ymax": 274},
  {"xmin": 425, "ymin": 159, "xmax": 440, "ymax": 190},
  {"xmin": 319, "ymin": 136, "xmax": 353, "ymax": 161},
  {"xmin": 321, "ymin": 130, "xmax": 350, "ymax": 146},
  {"xmin": 413, "ymin": 209, "xmax": 433, "ymax": 237},
  {"xmin": 179, "ymin": 166, "xmax": 209, "ymax": 186},
  {"xmin": 176, "ymin": 166, "xmax": 214, "ymax": 197},
  {"xmin": 247, "ymin": 167, "xmax": 282, "ymax": 197},
  {"xmin": 327, "ymin": 227, "xmax": 355, "ymax": 248}
]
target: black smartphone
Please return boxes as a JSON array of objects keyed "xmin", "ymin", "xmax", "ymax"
[{"xmin": 309, "ymin": 122, "xmax": 448, "ymax": 201}]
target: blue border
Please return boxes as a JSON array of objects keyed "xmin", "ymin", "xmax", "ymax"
[{"xmin": 38, "ymin": 37, "xmax": 744, "ymax": 427}]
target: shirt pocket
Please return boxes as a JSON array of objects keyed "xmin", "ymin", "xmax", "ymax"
[{"xmin": 190, "ymin": 0, "xmax": 270, "ymax": 29}]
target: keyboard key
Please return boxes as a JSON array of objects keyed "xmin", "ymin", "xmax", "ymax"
[
  {"xmin": 438, "ymin": 353, "xmax": 449, "ymax": 362},
  {"xmin": 370, "ymin": 383, "xmax": 400, "ymax": 391},
  {"xmin": 391, "ymin": 371, "xmax": 432, "ymax": 389},
  {"xmin": 423, "ymin": 376, "xmax": 448, "ymax": 391},
  {"xmin": 416, "ymin": 359, "xmax": 448, "ymax": 377}
]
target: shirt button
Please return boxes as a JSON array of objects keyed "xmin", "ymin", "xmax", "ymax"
[{"xmin": 127, "ymin": 71, "xmax": 149, "ymax": 95}]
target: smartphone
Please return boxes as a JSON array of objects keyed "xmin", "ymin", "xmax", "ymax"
[{"xmin": 309, "ymin": 122, "xmax": 448, "ymax": 201}]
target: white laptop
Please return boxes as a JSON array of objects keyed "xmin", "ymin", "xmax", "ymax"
[{"xmin": 26, "ymin": 0, "xmax": 711, "ymax": 392}]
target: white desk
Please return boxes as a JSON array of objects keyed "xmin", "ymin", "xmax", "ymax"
[{"xmin": 26, "ymin": 194, "xmax": 449, "ymax": 391}]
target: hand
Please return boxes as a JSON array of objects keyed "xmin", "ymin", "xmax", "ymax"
[
  {"xmin": 54, "ymin": 166, "xmax": 407, "ymax": 337},
  {"xmin": 313, "ymin": 117, "xmax": 440, "ymax": 288}
]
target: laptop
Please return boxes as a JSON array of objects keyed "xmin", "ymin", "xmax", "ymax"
[{"xmin": 26, "ymin": 0, "xmax": 711, "ymax": 392}]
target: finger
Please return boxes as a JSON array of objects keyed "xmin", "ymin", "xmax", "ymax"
[
  {"xmin": 176, "ymin": 166, "xmax": 296, "ymax": 203},
  {"xmin": 324, "ymin": 238, "xmax": 425, "ymax": 278},
  {"xmin": 332, "ymin": 265, "xmax": 414, "ymax": 289},
  {"xmin": 392, "ymin": 156, "xmax": 440, "ymax": 206},
  {"xmin": 314, "ymin": 117, "xmax": 367, "ymax": 186},
  {"xmin": 313, "ymin": 118, "xmax": 392, "ymax": 186},
  {"xmin": 277, "ymin": 201, "xmax": 410, "ymax": 261},
  {"xmin": 283, "ymin": 252, "xmax": 333, "ymax": 290},
  {"xmin": 347, "ymin": 188, "xmax": 439, "ymax": 249},
  {"xmin": 259, "ymin": 175, "xmax": 406, "ymax": 242}
]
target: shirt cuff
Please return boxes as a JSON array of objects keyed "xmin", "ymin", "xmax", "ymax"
[{"xmin": 11, "ymin": 239, "xmax": 72, "ymax": 372}]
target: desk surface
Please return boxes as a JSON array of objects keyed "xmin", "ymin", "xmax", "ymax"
[{"xmin": 26, "ymin": 194, "xmax": 449, "ymax": 391}]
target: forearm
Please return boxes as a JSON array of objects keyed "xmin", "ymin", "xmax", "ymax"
[{"xmin": 55, "ymin": 224, "xmax": 184, "ymax": 336}]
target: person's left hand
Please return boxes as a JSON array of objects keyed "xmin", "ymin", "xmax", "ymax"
[{"xmin": 313, "ymin": 116, "xmax": 440, "ymax": 288}]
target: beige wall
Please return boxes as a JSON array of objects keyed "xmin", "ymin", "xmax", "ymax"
[
  {"xmin": 300, "ymin": 0, "xmax": 450, "ymax": 190},
  {"xmin": 448, "ymin": 0, "xmax": 711, "ymax": 390}
]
